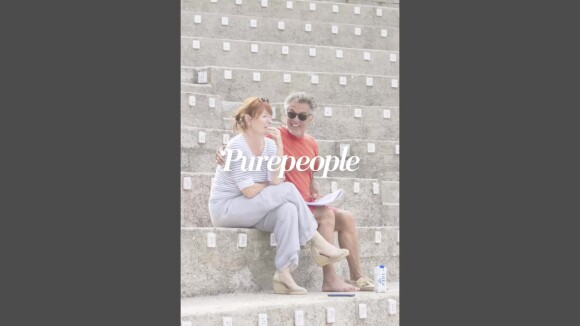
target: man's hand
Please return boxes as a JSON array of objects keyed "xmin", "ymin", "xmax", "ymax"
[
  {"xmin": 310, "ymin": 180, "xmax": 320, "ymax": 201},
  {"xmin": 215, "ymin": 144, "xmax": 226, "ymax": 166},
  {"xmin": 311, "ymin": 192, "xmax": 320, "ymax": 202}
]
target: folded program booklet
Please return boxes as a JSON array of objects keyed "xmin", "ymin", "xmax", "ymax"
[{"xmin": 306, "ymin": 189, "xmax": 344, "ymax": 206}]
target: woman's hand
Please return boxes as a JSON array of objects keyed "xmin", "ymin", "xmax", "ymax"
[
  {"xmin": 266, "ymin": 127, "xmax": 283, "ymax": 146},
  {"xmin": 266, "ymin": 126, "xmax": 285, "ymax": 185},
  {"xmin": 241, "ymin": 182, "xmax": 268, "ymax": 198}
]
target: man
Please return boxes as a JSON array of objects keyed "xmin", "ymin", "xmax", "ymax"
[{"xmin": 217, "ymin": 92, "xmax": 374, "ymax": 292}]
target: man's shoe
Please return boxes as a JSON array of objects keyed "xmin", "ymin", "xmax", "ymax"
[{"xmin": 346, "ymin": 277, "xmax": 375, "ymax": 291}]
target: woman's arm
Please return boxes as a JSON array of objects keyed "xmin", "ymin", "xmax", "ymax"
[
  {"xmin": 226, "ymin": 137, "xmax": 268, "ymax": 198},
  {"xmin": 241, "ymin": 182, "xmax": 268, "ymax": 198},
  {"xmin": 266, "ymin": 127, "xmax": 285, "ymax": 185}
]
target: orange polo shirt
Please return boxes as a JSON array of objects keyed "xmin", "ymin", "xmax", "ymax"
[{"xmin": 268, "ymin": 127, "xmax": 318, "ymax": 202}]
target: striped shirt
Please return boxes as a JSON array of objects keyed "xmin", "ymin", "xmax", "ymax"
[{"xmin": 209, "ymin": 134, "xmax": 277, "ymax": 201}]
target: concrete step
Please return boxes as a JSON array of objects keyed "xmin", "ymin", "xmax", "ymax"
[
  {"xmin": 181, "ymin": 127, "xmax": 236, "ymax": 174},
  {"xmin": 181, "ymin": 226, "xmax": 399, "ymax": 297},
  {"xmin": 297, "ymin": 104, "xmax": 399, "ymax": 141},
  {"xmin": 181, "ymin": 286, "xmax": 399, "ymax": 325},
  {"xmin": 181, "ymin": 92, "xmax": 232, "ymax": 129},
  {"xmin": 182, "ymin": 37, "xmax": 399, "ymax": 76},
  {"xmin": 181, "ymin": 82, "xmax": 214, "ymax": 94},
  {"xmin": 325, "ymin": 0, "xmax": 400, "ymax": 7},
  {"xmin": 314, "ymin": 177, "xmax": 400, "ymax": 226},
  {"xmin": 181, "ymin": 66, "xmax": 399, "ymax": 106},
  {"xmin": 181, "ymin": 127, "xmax": 399, "ymax": 180},
  {"xmin": 181, "ymin": 0, "xmax": 399, "ymax": 28},
  {"xmin": 316, "ymin": 139, "xmax": 399, "ymax": 180},
  {"xmin": 182, "ymin": 12, "xmax": 399, "ymax": 51},
  {"xmin": 181, "ymin": 172, "xmax": 399, "ymax": 228}
]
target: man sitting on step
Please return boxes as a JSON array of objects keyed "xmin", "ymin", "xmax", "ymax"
[{"xmin": 217, "ymin": 92, "xmax": 374, "ymax": 292}]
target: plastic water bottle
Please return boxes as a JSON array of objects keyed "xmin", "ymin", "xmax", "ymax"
[{"xmin": 374, "ymin": 264, "xmax": 387, "ymax": 293}]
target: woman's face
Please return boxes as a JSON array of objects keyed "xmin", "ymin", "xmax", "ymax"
[{"xmin": 247, "ymin": 107, "xmax": 272, "ymax": 135}]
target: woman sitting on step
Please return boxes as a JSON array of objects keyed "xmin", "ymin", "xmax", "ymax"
[{"xmin": 208, "ymin": 96, "xmax": 349, "ymax": 295}]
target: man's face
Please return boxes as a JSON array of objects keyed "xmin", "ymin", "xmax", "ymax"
[{"xmin": 286, "ymin": 101, "xmax": 313, "ymax": 138}]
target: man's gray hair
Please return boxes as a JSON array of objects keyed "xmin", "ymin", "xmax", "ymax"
[{"xmin": 283, "ymin": 92, "xmax": 316, "ymax": 111}]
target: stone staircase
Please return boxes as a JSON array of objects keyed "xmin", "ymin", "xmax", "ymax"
[{"xmin": 181, "ymin": 0, "xmax": 399, "ymax": 324}]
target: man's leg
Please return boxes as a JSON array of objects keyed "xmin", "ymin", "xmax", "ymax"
[
  {"xmin": 334, "ymin": 209, "xmax": 367, "ymax": 281},
  {"xmin": 312, "ymin": 206, "xmax": 358, "ymax": 292}
]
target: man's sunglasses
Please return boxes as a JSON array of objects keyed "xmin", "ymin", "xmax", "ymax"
[{"xmin": 287, "ymin": 111, "xmax": 312, "ymax": 121}]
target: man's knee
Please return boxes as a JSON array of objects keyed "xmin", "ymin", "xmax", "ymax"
[
  {"xmin": 336, "ymin": 210, "xmax": 356, "ymax": 231},
  {"xmin": 314, "ymin": 207, "xmax": 336, "ymax": 227}
]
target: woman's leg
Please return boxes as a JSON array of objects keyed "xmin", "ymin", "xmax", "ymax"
[
  {"xmin": 251, "ymin": 183, "xmax": 349, "ymax": 270},
  {"xmin": 253, "ymin": 202, "xmax": 304, "ymax": 271},
  {"xmin": 211, "ymin": 182, "xmax": 345, "ymax": 268},
  {"xmin": 213, "ymin": 183, "xmax": 318, "ymax": 244},
  {"xmin": 253, "ymin": 202, "xmax": 308, "ymax": 294}
]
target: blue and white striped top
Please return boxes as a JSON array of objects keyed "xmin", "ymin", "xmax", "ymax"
[{"xmin": 209, "ymin": 134, "xmax": 277, "ymax": 201}]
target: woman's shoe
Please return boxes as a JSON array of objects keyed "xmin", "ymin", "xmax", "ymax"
[
  {"xmin": 310, "ymin": 246, "xmax": 350, "ymax": 267},
  {"xmin": 309, "ymin": 232, "xmax": 350, "ymax": 267},
  {"xmin": 272, "ymin": 270, "xmax": 307, "ymax": 295}
]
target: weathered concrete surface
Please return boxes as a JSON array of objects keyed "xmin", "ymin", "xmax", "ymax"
[
  {"xmin": 181, "ymin": 172, "xmax": 399, "ymax": 227},
  {"xmin": 181, "ymin": 1, "xmax": 399, "ymax": 27},
  {"xmin": 182, "ymin": 37, "xmax": 399, "ymax": 76},
  {"xmin": 181, "ymin": 227, "xmax": 399, "ymax": 297},
  {"xmin": 182, "ymin": 12, "xmax": 399, "ymax": 51},
  {"xmin": 182, "ymin": 285, "xmax": 399, "ymax": 326},
  {"xmin": 181, "ymin": 66, "xmax": 399, "ymax": 107}
]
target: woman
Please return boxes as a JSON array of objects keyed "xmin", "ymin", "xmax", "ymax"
[{"xmin": 208, "ymin": 97, "xmax": 349, "ymax": 295}]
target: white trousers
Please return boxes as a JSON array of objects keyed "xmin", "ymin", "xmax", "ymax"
[{"xmin": 209, "ymin": 182, "xmax": 318, "ymax": 271}]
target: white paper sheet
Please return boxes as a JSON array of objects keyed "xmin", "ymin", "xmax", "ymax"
[{"xmin": 306, "ymin": 189, "xmax": 343, "ymax": 206}]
